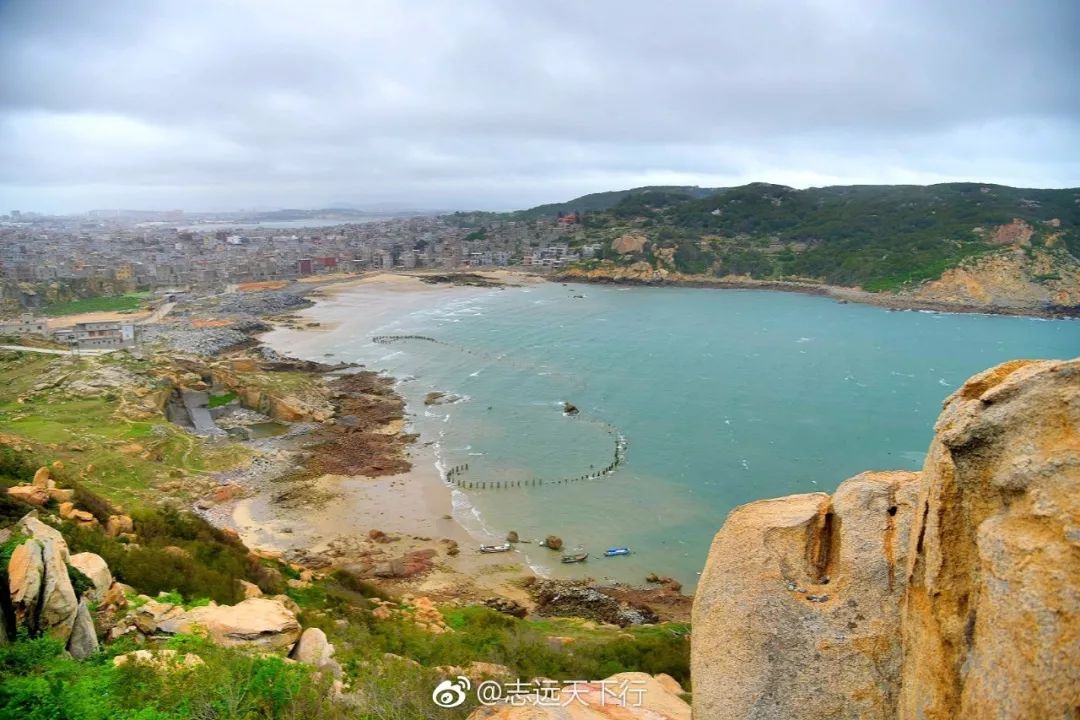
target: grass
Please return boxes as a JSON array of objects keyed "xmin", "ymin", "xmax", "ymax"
[
  {"xmin": 0, "ymin": 633, "xmax": 347, "ymax": 720},
  {"xmin": 0, "ymin": 351, "xmax": 252, "ymax": 507},
  {"xmin": 208, "ymin": 391, "xmax": 237, "ymax": 408},
  {"xmin": 0, "ymin": 481, "xmax": 690, "ymax": 719},
  {"xmin": 297, "ymin": 589, "xmax": 691, "ymax": 688},
  {"xmin": 42, "ymin": 293, "xmax": 148, "ymax": 317}
]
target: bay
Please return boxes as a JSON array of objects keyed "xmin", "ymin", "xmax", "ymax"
[{"xmin": 280, "ymin": 282, "xmax": 1079, "ymax": 588}]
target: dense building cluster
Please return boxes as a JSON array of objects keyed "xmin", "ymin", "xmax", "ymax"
[{"xmin": 0, "ymin": 210, "xmax": 593, "ymax": 312}]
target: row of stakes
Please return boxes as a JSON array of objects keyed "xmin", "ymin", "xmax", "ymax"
[
  {"xmin": 373, "ymin": 334, "xmax": 627, "ymax": 490},
  {"xmin": 445, "ymin": 435, "xmax": 628, "ymax": 490},
  {"xmin": 372, "ymin": 335, "xmax": 442, "ymax": 344}
]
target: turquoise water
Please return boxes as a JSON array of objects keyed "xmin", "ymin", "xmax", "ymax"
[{"xmin": 297, "ymin": 283, "xmax": 1079, "ymax": 588}]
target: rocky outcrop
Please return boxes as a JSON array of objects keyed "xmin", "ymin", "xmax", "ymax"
[
  {"xmin": 68, "ymin": 552, "xmax": 111, "ymax": 602},
  {"xmin": 105, "ymin": 514, "xmax": 134, "ymax": 537},
  {"xmin": 692, "ymin": 471, "xmax": 920, "ymax": 720},
  {"xmin": 899, "ymin": 358, "xmax": 1080, "ymax": 719},
  {"xmin": 902, "ymin": 247, "xmax": 1080, "ymax": 310},
  {"xmin": 6, "ymin": 485, "xmax": 48, "ymax": 506},
  {"xmin": 541, "ymin": 535, "xmax": 563, "ymax": 551},
  {"xmin": 289, "ymin": 627, "xmax": 342, "ymax": 677},
  {"xmin": 562, "ymin": 260, "xmax": 675, "ymax": 285},
  {"xmin": 67, "ymin": 598, "xmax": 98, "ymax": 659},
  {"xmin": 691, "ymin": 358, "xmax": 1080, "ymax": 719},
  {"xmin": 611, "ymin": 233, "xmax": 648, "ymax": 255},
  {"xmin": 9, "ymin": 514, "xmax": 79, "ymax": 641},
  {"xmin": 468, "ymin": 671, "xmax": 690, "ymax": 719},
  {"xmin": 156, "ymin": 596, "xmax": 301, "ymax": 650},
  {"xmin": 3, "ymin": 513, "xmax": 109, "ymax": 659},
  {"xmin": 533, "ymin": 579, "xmax": 659, "ymax": 627},
  {"xmin": 210, "ymin": 366, "xmax": 334, "ymax": 423}
]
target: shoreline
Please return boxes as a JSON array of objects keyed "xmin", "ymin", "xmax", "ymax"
[
  {"xmin": 241, "ymin": 271, "xmax": 543, "ymax": 601},
  {"xmin": 248, "ymin": 268, "xmax": 1075, "ymax": 574},
  {"xmin": 228, "ymin": 266, "xmax": 1075, "ymax": 606},
  {"xmin": 554, "ymin": 269, "xmax": 1080, "ymax": 320}
]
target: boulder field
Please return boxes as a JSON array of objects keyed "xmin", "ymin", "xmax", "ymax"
[
  {"xmin": 2, "ymin": 510, "xmax": 324, "ymax": 668},
  {"xmin": 692, "ymin": 358, "xmax": 1079, "ymax": 719}
]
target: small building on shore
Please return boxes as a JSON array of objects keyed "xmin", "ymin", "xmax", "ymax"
[
  {"xmin": 53, "ymin": 320, "xmax": 136, "ymax": 349},
  {"xmin": 0, "ymin": 313, "xmax": 48, "ymax": 337}
]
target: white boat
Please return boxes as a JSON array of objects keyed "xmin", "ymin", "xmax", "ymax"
[{"xmin": 479, "ymin": 543, "xmax": 512, "ymax": 553}]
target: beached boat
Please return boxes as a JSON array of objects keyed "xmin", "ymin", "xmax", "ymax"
[
  {"xmin": 479, "ymin": 543, "xmax": 512, "ymax": 553},
  {"xmin": 604, "ymin": 547, "xmax": 631, "ymax": 557},
  {"xmin": 561, "ymin": 551, "xmax": 589, "ymax": 564}
]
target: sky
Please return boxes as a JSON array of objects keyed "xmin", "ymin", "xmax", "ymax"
[{"xmin": 1, "ymin": 0, "xmax": 1078, "ymax": 214}]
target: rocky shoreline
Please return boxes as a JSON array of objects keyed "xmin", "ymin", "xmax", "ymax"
[
  {"xmin": 149, "ymin": 275, "xmax": 689, "ymax": 623},
  {"xmin": 556, "ymin": 267, "xmax": 1080, "ymax": 319}
]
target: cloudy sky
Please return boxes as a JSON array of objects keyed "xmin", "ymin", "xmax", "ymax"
[{"xmin": 1, "ymin": 0, "xmax": 1077, "ymax": 213}]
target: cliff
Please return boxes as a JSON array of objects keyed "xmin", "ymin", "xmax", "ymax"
[
  {"xmin": 531, "ymin": 182, "xmax": 1080, "ymax": 315},
  {"xmin": 900, "ymin": 246, "xmax": 1080, "ymax": 311},
  {"xmin": 692, "ymin": 358, "xmax": 1079, "ymax": 719},
  {"xmin": 558, "ymin": 244, "xmax": 1080, "ymax": 317}
]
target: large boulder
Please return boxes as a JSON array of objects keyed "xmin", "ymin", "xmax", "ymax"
[
  {"xmin": 8, "ymin": 539, "xmax": 45, "ymax": 631},
  {"xmin": 31, "ymin": 467, "xmax": 52, "ymax": 488},
  {"xmin": 67, "ymin": 598, "xmax": 99, "ymax": 660},
  {"xmin": 289, "ymin": 627, "xmax": 333, "ymax": 666},
  {"xmin": 468, "ymin": 672, "xmax": 690, "ymax": 719},
  {"xmin": 690, "ymin": 358, "xmax": 1080, "ymax": 720},
  {"xmin": 692, "ymin": 471, "xmax": 919, "ymax": 720},
  {"xmin": 69, "ymin": 553, "xmax": 112, "ymax": 602},
  {"xmin": 133, "ymin": 599, "xmax": 185, "ymax": 633},
  {"xmin": 105, "ymin": 515, "xmax": 134, "ymax": 537},
  {"xmin": 10, "ymin": 514, "xmax": 79, "ymax": 640},
  {"xmin": 899, "ymin": 358, "xmax": 1080, "ymax": 719},
  {"xmin": 157, "ymin": 597, "xmax": 301, "ymax": 650},
  {"xmin": 7, "ymin": 485, "xmax": 48, "ymax": 506},
  {"xmin": 289, "ymin": 627, "xmax": 342, "ymax": 677}
]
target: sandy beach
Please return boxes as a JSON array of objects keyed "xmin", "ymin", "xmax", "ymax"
[{"xmin": 240, "ymin": 271, "xmax": 547, "ymax": 602}]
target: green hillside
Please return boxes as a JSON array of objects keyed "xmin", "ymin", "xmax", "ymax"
[
  {"xmin": 512, "ymin": 185, "xmax": 719, "ymax": 220},
  {"xmin": 552, "ymin": 182, "xmax": 1080, "ymax": 291}
]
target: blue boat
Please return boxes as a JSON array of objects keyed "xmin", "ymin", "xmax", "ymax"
[{"xmin": 604, "ymin": 547, "xmax": 631, "ymax": 557}]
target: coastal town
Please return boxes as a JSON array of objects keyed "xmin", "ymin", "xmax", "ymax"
[{"xmin": 0, "ymin": 208, "xmax": 598, "ymax": 320}]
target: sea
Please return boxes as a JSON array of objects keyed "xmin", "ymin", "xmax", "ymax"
[{"xmin": 276, "ymin": 282, "xmax": 1079, "ymax": 588}]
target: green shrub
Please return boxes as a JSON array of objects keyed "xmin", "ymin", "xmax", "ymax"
[
  {"xmin": 57, "ymin": 506, "xmax": 282, "ymax": 604},
  {"xmin": 208, "ymin": 391, "xmax": 237, "ymax": 408},
  {"xmin": 67, "ymin": 562, "xmax": 95, "ymax": 599},
  {"xmin": 0, "ymin": 634, "xmax": 346, "ymax": 720}
]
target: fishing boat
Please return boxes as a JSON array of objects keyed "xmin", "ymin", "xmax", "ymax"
[
  {"xmin": 604, "ymin": 547, "xmax": 631, "ymax": 557},
  {"xmin": 479, "ymin": 543, "xmax": 512, "ymax": 553},
  {"xmin": 561, "ymin": 551, "xmax": 589, "ymax": 564}
]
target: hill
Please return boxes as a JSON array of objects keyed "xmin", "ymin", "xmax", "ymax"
[
  {"xmin": 511, "ymin": 185, "xmax": 720, "ymax": 220},
  {"xmin": 528, "ymin": 182, "xmax": 1080, "ymax": 310}
]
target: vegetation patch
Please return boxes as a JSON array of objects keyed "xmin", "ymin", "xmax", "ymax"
[
  {"xmin": 207, "ymin": 391, "xmax": 237, "ymax": 408},
  {"xmin": 42, "ymin": 293, "xmax": 148, "ymax": 317}
]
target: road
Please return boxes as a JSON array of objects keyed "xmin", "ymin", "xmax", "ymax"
[
  {"xmin": 140, "ymin": 301, "xmax": 176, "ymax": 324},
  {"xmin": 0, "ymin": 344, "xmax": 115, "ymax": 357}
]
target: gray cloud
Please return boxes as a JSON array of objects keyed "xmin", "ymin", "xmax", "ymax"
[{"xmin": 1, "ymin": 0, "xmax": 1077, "ymax": 212}]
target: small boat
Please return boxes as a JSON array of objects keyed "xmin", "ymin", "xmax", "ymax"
[
  {"xmin": 561, "ymin": 551, "xmax": 589, "ymax": 564},
  {"xmin": 604, "ymin": 547, "xmax": 631, "ymax": 557},
  {"xmin": 479, "ymin": 543, "xmax": 512, "ymax": 553}
]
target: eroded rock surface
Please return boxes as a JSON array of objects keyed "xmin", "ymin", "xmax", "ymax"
[
  {"xmin": 691, "ymin": 358, "xmax": 1080, "ymax": 720},
  {"xmin": 900, "ymin": 358, "xmax": 1080, "ymax": 720},
  {"xmin": 692, "ymin": 471, "xmax": 919, "ymax": 720},
  {"xmin": 157, "ymin": 596, "xmax": 301, "ymax": 650}
]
